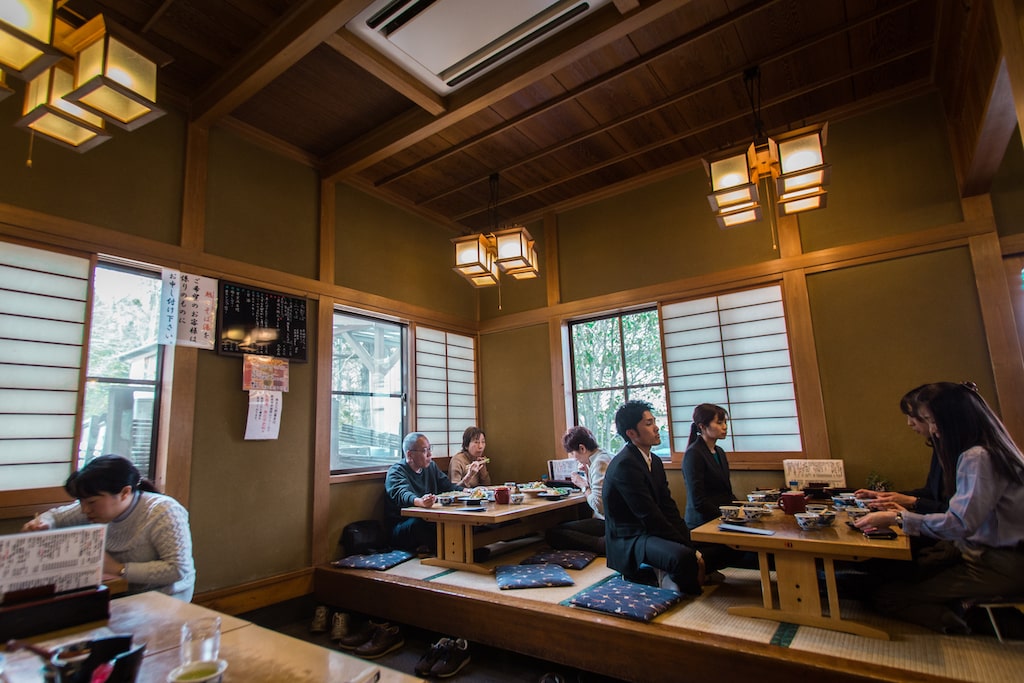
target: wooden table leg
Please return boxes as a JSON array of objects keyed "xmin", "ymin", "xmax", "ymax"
[{"xmin": 727, "ymin": 552, "xmax": 893, "ymax": 639}]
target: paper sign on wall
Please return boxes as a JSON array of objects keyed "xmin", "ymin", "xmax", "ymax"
[
  {"xmin": 160, "ymin": 269, "xmax": 218, "ymax": 349},
  {"xmin": 244, "ymin": 390, "xmax": 282, "ymax": 440}
]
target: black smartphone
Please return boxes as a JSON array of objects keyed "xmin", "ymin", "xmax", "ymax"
[{"xmin": 863, "ymin": 528, "xmax": 897, "ymax": 540}]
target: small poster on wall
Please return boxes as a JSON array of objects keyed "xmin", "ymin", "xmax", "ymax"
[
  {"xmin": 244, "ymin": 390, "xmax": 282, "ymax": 440},
  {"xmin": 243, "ymin": 355, "xmax": 289, "ymax": 392}
]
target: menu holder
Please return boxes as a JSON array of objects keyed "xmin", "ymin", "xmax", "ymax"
[{"xmin": 0, "ymin": 584, "xmax": 110, "ymax": 640}]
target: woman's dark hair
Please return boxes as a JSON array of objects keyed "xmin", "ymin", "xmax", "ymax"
[
  {"xmin": 563, "ymin": 426, "xmax": 599, "ymax": 453},
  {"xmin": 916, "ymin": 382, "xmax": 1024, "ymax": 498},
  {"xmin": 614, "ymin": 399, "xmax": 653, "ymax": 442},
  {"xmin": 460, "ymin": 426, "xmax": 485, "ymax": 453},
  {"xmin": 899, "ymin": 385, "xmax": 928, "ymax": 418},
  {"xmin": 64, "ymin": 454, "xmax": 158, "ymax": 499},
  {"xmin": 688, "ymin": 403, "xmax": 728, "ymax": 447},
  {"xmin": 899, "ymin": 384, "xmax": 934, "ymax": 447}
]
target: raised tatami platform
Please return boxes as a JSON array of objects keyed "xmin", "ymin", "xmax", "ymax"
[{"xmin": 314, "ymin": 541, "xmax": 1024, "ymax": 683}]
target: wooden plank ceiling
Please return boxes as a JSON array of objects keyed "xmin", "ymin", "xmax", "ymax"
[{"xmin": 58, "ymin": 0, "xmax": 1003, "ymax": 234}]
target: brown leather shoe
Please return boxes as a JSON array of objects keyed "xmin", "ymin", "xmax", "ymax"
[{"xmin": 354, "ymin": 623, "xmax": 404, "ymax": 659}]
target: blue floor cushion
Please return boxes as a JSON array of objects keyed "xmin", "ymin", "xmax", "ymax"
[
  {"xmin": 567, "ymin": 576, "xmax": 683, "ymax": 621},
  {"xmin": 331, "ymin": 549, "xmax": 414, "ymax": 570},
  {"xmin": 495, "ymin": 563, "xmax": 575, "ymax": 590},
  {"xmin": 520, "ymin": 549, "xmax": 597, "ymax": 570}
]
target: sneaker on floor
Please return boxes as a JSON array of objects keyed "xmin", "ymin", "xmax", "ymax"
[
  {"xmin": 430, "ymin": 637, "xmax": 471, "ymax": 678},
  {"xmin": 414, "ymin": 637, "xmax": 453, "ymax": 677},
  {"xmin": 354, "ymin": 623, "xmax": 404, "ymax": 659},
  {"xmin": 330, "ymin": 611, "xmax": 351, "ymax": 641},
  {"xmin": 336, "ymin": 619, "xmax": 376, "ymax": 650},
  {"xmin": 310, "ymin": 605, "xmax": 330, "ymax": 633}
]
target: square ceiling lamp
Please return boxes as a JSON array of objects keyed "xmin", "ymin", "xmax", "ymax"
[
  {"xmin": 0, "ymin": 0, "xmax": 62, "ymax": 81},
  {"xmin": 0, "ymin": 67, "xmax": 13, "ymax": 101},
  {"xmin": 492, "ymin": 226, "xmax": 539, "ymax": 279},
  {"xmin": 60, "ymin": 15, "xmax": 167, "ymax": 130},
  {"xmin": 452, "ymin": 233, "xmax": 498, "ymax": 287},
  {"xmin": 775, "ymin": 124, "xmax": 830, "ymax": 215},
  {"xmin": 15, "ymin": 58, "xmax": 110, "ymax": 152}
]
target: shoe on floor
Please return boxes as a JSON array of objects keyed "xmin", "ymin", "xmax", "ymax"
[
  {"xmin": 336, "ymin": 619, "xmax": 376, "ymax": 650},
  {"xmin": 354, "ymin": 623, "xmax": 404, "ymax": 659},
  {"xmin": 704, "ymin": 570, "xmax": 726, "ymax": 585},
  {"xmin": 310, "ymin": 605, "xmax": 330, "ymax": 633},
  {"xmin": 414, "ymin": 637, "xmax": 453, "ymax": 677},
  {"xmin": 330, "ymin": 611, "xmax": 351, "ymax": 641},
  {"xmin": 430, "ymin": 637, "xmax": 471, "ymax": 678}
]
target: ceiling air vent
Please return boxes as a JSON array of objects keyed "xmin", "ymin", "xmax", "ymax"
[{"xmin": 347, "ymin": 0, "xmax": 611, "ymax": 94}]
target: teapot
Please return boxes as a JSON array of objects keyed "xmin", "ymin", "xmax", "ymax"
[{"xmin": 779, "ymin": 491, "xmax": 809, "ymax": 515}]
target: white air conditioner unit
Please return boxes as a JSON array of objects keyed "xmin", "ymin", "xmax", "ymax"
[{"xmin": 346, "ymin": 0, "xmax": 611, "ymax": 95}]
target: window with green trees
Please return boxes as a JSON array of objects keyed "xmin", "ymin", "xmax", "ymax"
[{"xmin": 568, "ymin": 308, "xmax": 668, "ymax": 456}]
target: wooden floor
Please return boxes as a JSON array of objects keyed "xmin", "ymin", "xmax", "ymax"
[{"xmin": 314, "ymin": 542, "xmax": 1024, "ymax": 683}]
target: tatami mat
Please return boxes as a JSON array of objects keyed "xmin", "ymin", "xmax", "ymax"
[{"xmin": 353, "ymin": 548, "xmax": 1024, "ymax": 682}]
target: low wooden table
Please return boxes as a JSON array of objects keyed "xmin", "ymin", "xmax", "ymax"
[
  {"xmin": 401, "ymin": 492, "xmax": 588, "ymax": 574},
  {"xmin": 2, "ymin": 591, "xmax": 421, "ymax": 682},
  {"xmin": 691, "ymin": 508, "xmax": 911, "ymax": 639}
]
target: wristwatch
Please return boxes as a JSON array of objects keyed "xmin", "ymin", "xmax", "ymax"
[
  {"xmin": 118, "ymin": 564, "xmax": 128, "ymax": 577},
  {"xmin": 894, "ymin": 512, "xmax": 904, "ymax": 529}
]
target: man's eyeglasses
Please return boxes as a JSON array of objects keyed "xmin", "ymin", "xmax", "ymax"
[{"xmin": 409, "ymin": 447, "xmax": 432, "ymax": 454}]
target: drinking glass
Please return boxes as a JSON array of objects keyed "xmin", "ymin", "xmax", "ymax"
[{"xmin": 180, "ymin": 616, "xmax": 221, "ymax": 665}]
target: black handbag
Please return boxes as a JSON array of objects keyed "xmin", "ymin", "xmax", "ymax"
[{"xmin": 340, "ymin": 520, "xmax": 387, "ymax": 556}]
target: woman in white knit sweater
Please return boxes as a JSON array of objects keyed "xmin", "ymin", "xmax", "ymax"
[{"xmin": 22, "ymin": 454, "xmax": 196, "ymax": 601}]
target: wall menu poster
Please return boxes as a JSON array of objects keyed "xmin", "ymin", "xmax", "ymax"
[{"xmin": 217, "ymin": 281, "xmax": 308, "ymax": 361}]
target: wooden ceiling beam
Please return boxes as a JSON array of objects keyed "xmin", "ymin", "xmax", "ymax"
[
  {"xmin": 192, "ymin": 0, "xmax": 375, "ymax": 126},
  {"xmin": 325, "ymin": 30, "xmax": 447, "ymax": 116},
  {"xmin": 451, "ymin": 43, "xmax": 933, "ymax": 224},
  {"xmin": 378, "ymin": 0, "xmax": 780, "ymax": 189},
  {"xmin": 320, "ymin": 0, "xmax": 696, "ymax": 181},
  {"xmin": 416, "ymin": 0, "xmax": 921, "ymax": 211}
]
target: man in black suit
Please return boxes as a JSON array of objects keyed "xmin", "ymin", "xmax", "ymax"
[{"xmin": 603, "ymin": 399, "xmax": 704, "ymax": 594}]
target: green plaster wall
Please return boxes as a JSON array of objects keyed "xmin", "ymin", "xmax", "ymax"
[
  {"xmin": 806, "ymin": 247, "xmax": 995, "ymax": 493},
  {"xmin": 334, "ymin": 184, "xmax": 477, "ymax": 319},
  {"xmin": 205, "ymin": 129, "xmax": 319, "ymax": 279},
  {"xmin": 189, "ymin": 305, "xmax": 317, "ymax": 590}
]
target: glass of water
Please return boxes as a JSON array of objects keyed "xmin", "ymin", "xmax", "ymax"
[{"xmin": 180, "ymin": 616, "xmax": 221, "ymax": 664}]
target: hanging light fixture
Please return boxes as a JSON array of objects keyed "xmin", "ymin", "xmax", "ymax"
[
  {"xmin": 15, "ymin": 57, "xmax": 111, "ymax": 152},
  {"xmin": 60, "ymin": 15, "xmax": 168, "ymax": 130},
  {"xmin": 0, "ymin": 0, "xmax": 63, "ymax": 81},
  {"xmin": 703, "ymin": 66, "xmax": 830, "ymax": 230},
  {"xmin": 0, "ymin": 67, "xmax": 13, "ymax": 101},
  {"xmin": 452, "ymin": 173, "xmax": 539, "ymax": 286}
]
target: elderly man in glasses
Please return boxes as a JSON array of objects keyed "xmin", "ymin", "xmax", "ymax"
[{"xmin": 384, "ymin": 432, "xmax": 484, "ymax": 554}]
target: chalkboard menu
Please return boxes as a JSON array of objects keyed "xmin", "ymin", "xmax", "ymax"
[{"xmin": 217, "ymin": 281, "xmax": 308, "ymax": 361}]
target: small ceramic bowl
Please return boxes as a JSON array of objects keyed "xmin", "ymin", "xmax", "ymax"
[
  {"xmin": 719, "ymin": 505, "xmax": 741, "ymax": 520},
  {"xmin": 795, "ymin": 512, "xmax": 819, "ymax": 530},
  {"xmin": 846, "ymin": 507, "xmax": 871, "ymax": 520},
  {"xmin": 509, "ymin": 493, "xmax": 525, "ymax": 504},
  {"xmin": 806, "ymin": 504, "xmax": 828, "ymax": 514},
  {"xmin": 817, "ymin": 510, "xmax": 837, "ymax": 527}
]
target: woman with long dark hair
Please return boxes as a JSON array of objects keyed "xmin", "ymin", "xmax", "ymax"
[
  {"xmin": 22, "ymin": 454, "xmax": 196, "ymax": 601},
  {"xmin": 682, "ymin": 403, "xmax": 736, "ymax": 529},
  {"xmin": 854, "ymin": 382, "xmax": 1024, "ymax": 633}
]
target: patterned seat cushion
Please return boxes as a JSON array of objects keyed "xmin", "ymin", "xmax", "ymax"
[
  {"xmin": 330, "ymin": 549, "xmax": 414, "ymax": 570},
  {"xmin": 495, "ymin": 563, "xmax": 575, "ymax": 590},
  {"xmin": 567, "ymin": 576, "xmax": 683, "ymax": 621},
  {"xmin": 520, "ymin": 549, "xmax": 597, "ymax": 570}
]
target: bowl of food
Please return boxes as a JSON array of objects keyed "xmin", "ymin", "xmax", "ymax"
[
  {"xmin": 817, "ymin": 510, "xmax": 838, "ymax": 527},
  {"xmin": 509, "ymin": 493, "xmax": 525, "ymax": 504},
  {"xmin": 846, "ymin": 507, "xmax": 871, "ymax": 521},
  {"xmin": 795, "ymin": 512, "xmax": 820, "ymax": 530},
  {"xmin": 456, "ymin": 496, "xmax": 484, "ymax": 506},
  {"xmin": 437, "ymin": 494, "xmax": 458, "ymax": 506}
]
